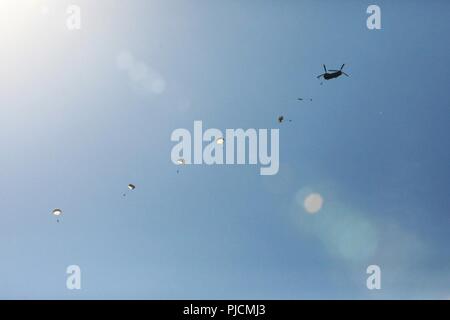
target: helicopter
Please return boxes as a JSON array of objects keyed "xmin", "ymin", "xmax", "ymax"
[{"xmin": 317, "ymin": 64, "xmax": 349, "ymax": 80}]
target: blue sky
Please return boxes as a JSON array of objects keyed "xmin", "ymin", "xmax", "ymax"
[{"xmin": 0, "ymin": 0, "xmax": 449, "ymax": 299}]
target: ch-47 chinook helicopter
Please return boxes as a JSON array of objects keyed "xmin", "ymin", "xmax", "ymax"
[{"xmin": 317, "ymin": 64, "xmax": 349, "ymax": 80}]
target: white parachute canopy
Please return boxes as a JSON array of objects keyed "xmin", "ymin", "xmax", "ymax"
[{"xmin": 52, "ymin": 209, "xmax": 62, "ymax": 216}]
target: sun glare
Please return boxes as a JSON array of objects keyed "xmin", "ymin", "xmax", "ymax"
[{"xmin": 0, "ymin": 0, "xmax": 43, "ymax": 36}]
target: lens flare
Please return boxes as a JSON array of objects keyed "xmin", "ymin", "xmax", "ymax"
[{"xmin": 304, "ymin": 193, "xmax": 323, "ymax": 214}]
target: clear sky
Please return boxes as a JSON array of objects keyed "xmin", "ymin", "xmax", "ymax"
[{"xmin": 0, "ymin": 0, "xmax": 449, "ymax": 299}]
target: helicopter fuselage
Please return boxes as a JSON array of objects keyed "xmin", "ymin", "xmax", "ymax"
[{"xmin": 323, "ymin": 71, "xmax": 342, "ymax": 80}]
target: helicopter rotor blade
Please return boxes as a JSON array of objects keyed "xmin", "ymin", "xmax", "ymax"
[
  {"xmin": 342, "ymin": 72, "xmax": 349, "ymax": 77},
  {"xmin": 317, "ymin": 74, "xmax": 324, "ymax": 79},
  {"xmin": 323, "ymin": 65, "xmax": 327, "ymax": 72},
  {"xmin": 341, "ymin": 64, "xmax": 345, "ymax": 70},
  {"xmin": 328, "ymin": 70, "xmax": 339, "ymax": 72}
]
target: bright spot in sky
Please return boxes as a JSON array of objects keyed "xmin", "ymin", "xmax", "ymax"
[
  {"xmin": 216, "ymin": 137, "xmax": 225, "ymax": 145},
  {"xmin": 304, "ymin": 193, "xmax": 323, "ymax": 214}
]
